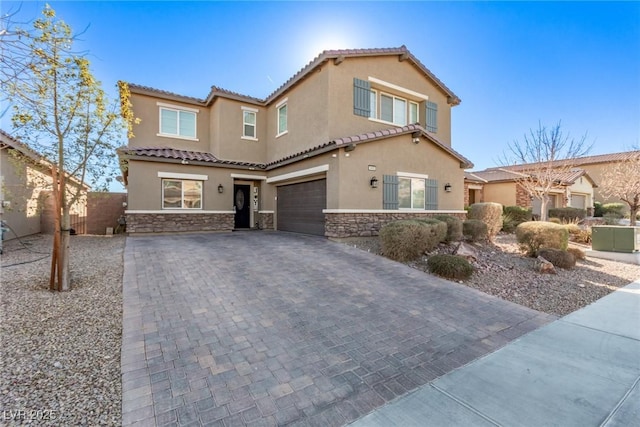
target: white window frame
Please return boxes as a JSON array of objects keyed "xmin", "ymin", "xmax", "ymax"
[
  {"xmin": 398, "ymin": 176, "xmax": 426, "ymax": 210},
  {"xmin": 276, "ymin": 98, "xmax": 288, "ymax": 137},
  {"xmin": 162, "ymin": 178, "xmax": 203, "ymax": 210},
  {"xmin": 370, "ymin": 91, "xmax": 418, "ymax": 127},
  {"xmin": 241, "ymin": 106, "xmax": 258, "ymax": 141},
  {"xmin": 156, "ymin": 102, "xmax": 199, "ymax": 141},
  {"xmin": 369, "ymin": 89, "xmax": 378, "ymax": 119},
  {"xmin": 409, "ymin": 101, "xmax": 419, "ymax": 124}
]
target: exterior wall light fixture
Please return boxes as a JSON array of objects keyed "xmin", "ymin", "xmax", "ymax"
[
  {"xmin": 370, "ymin": 177, "xmax": 379, "ymax": 188},
  {"xmin": 218, "ymin": 184, "xmax": 224, "ymax": 193},
  {"xmin": 444, "ymin": 183, "xmax": 452, "ymax": 192}
]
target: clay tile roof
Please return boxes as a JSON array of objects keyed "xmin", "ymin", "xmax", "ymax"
[
  {"xmin": 464, "ymin": 171, "xmax": 488, "ymax": 183},
  {"xmin": 495, "ymin": 150, "xmax": 640, "ymax": 171},
  {"xmin": 119, "ymin": 147, "xmax": 266, "ymax": 169},
  {"xmin": 126, "ymin": 83, "xmax": 207, "ymax": 105},
  {"xmin": 468, "ymin": 168, "xmax": 528, "ymax": 182}
]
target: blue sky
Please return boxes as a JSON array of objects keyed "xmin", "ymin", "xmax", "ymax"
[{"xmin": 3, "ymin": 1, "xmax": 639, "ymax": 178}]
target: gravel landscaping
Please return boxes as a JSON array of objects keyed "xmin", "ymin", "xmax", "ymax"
[
  {"xmin": 1, "ymin": 231, "xmax": 639, "ymax": 426},
  {"xmin": 1, "ymin": 234, "xmax": 124, "ymax": 426},
  {"xmin": 341, "ymin": 233, "xmax": 640, "ymax": 317}
]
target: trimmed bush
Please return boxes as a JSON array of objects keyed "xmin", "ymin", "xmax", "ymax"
[
  {"xmin": 567, "ymin": 247, "xmax": 586, "ymax": 260},
  {"xmin": 427, "ymin": 254, "xmax": 474, "ymax": 280},
  {"xmin": 515, "ymin": 221, "xmax": 569, "ymax": 257},
  {"xmin": 538, "ymin": 248, "xmax": 576, "ymax": 269},
  {"xmin": 468, "ymin": 202, "xmax": 503, "ymax": 238},
  {"xmin": 603, "ymin": 213, "xmax": 622, "ymax": 225},
  {"xmin": 434, "ymin": 215, "xmax": 463, "ymax": 242},
  {"xmin": 602, "ymin": 203, "xmax": 626, "ymax": 217},
  {"xmin": 548, "ymin": 217, "xmax": 562, "ymax": 224},
  {"xmin": 548, "ymin": 207, "xmax": 586, "ymax": 222},
  {"xmin": 380, "ymin": 219, "xmax": 445, "ymax": 262},
  {"xmin": 463, "ymin": 219, "xmax": 488, "ymax": 242},
  {"xmin": 502, "ymin": 206, "xmax": 532, "ymax": 233},
  {"xmin": 594, "ymin": 201, "xmax": 604, "ymax": 217}
]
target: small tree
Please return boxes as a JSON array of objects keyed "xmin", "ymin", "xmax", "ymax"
[
  {"xmin": 599, "ymin": 150, "xmax": 640, "ymax": 226},
  {"xmin": 503, "ymin": 122, "xmax": 591, "ymax": 221},
  {"xmin": 4, "ymin": 6, "xmax": 123, "ymax": 291}
]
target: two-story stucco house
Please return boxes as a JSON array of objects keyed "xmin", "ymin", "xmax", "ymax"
[{"xmin": 118, "ymin": 46, "xmax": 473, "ymax": 237}]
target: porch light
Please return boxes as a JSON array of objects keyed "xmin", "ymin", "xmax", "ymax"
[
  {"xmin": 218, "ymin": 184, "xmax": 224, "ymax": 193},
  {"xmin": 370, "ymin": 177, "xmax": 379, "ymax": 188},
  {"xmin": 444, "ymin": 183, "xmax": 452, "ymax": 192}
]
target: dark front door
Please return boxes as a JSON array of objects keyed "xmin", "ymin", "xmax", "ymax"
[{"xmin": 234, "ymin": 184, "xmax": 251, "ymax": 229}]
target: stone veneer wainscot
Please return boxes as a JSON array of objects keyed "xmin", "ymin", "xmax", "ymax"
[
  {"xmin": 125, "ymin": 213, "xmax": 234, "ymax": 233},
  {"xmin": 325, "ymin": 212, "xmax": 467, "ymax": 238}
]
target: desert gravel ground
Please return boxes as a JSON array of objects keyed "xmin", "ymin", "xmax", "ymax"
[
  {"xmin": 1, "ymin": 231, "xmax": 639, "ymax": 426},
  {"xmin": 1, "ymin": 234, "xmax": 124, "ymax": 426},
  {"xmin": 343, "ymin": 233, "xmax": 640, "ymax": 317}
]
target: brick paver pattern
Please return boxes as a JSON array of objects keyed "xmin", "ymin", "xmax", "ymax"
[{"xmin": 121, "ymin": 232, "xmax": 555, "ymax": 426}]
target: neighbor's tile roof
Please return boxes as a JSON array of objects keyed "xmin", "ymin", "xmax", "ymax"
[
  {"xmin": 466, "ymin": 168, "xmax": 528, "ymax": 182},
  {"xmin": 126, "ymin": 46, "xmax": 461, "ymax": 107},
  {"xmin": 494, "ymin": 150, "xmax": 640, "ymax": 171},
  {"xmin": 468, "ymin": 167, "xmax": 596, "ymax": 187}
]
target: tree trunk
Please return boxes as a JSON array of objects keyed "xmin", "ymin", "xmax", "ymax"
[
  {"xmin": 540, "ymin": 197, "xmax": 549, "ymax": 221},
  {"xmin": 60, "ymin": 208, "xmax": 71, "ymax": 291},
  {"xmin": 630, "ymin": 207, "xmax": 638, "ymax": 226}
]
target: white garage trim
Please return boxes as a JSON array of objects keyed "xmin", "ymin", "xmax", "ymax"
[
  {"xmin": 231, "ymin": 173, "xmax": 267, "ymax": 180},
  {"xmin": 267, "ymin": 164, "xmax": 329, "ymax": 184}
]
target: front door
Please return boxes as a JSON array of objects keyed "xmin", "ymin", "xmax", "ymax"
[{"xmin": 234, "ymin": 184, "xmax": 251, "ymax": 229}]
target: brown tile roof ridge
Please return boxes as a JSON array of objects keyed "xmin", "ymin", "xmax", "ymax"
[
  {"xmin": 264, "ymin": 45, "xmax": 461, "ymax": 106},
  {"xmin": 126, "ymin": 83, "xmax": 207, "ymax": 105},
  {"xmin": 119, "ymin": 146, "xmax": 266, "ymax": 169},
  {"xmin": 492, "ymin": 150, "xmax": 640, "ymax": 170},
  {"xmin": 464, "ymin": 171, "xmax": 488, "ymax": 183},
  {"xmin": 206, "ymin": 86, "xmax": 265, "ymax": 105}
]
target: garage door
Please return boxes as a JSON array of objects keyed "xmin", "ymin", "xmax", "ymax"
[
  {"xmin": 277, "ymin": 179, "xmax": 326, "ymax": 236},
  {"xmin": 571, "ymin": 194, "xmax": 586, "ymax": 209}
]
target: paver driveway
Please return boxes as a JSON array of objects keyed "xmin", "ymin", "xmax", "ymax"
[{"xmin": 121, "ymin": 232, "xmax": 555, "ymax": 426}]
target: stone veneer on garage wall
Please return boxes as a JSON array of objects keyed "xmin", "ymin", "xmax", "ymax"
[
  {"xmin": 125, "ymin": 213, "xmax": 234, "ymax": 233},
  {"xmin": 258, "ymin": 212, "xmax": 274, "ymax": 230},
  {"xmin": 325, "ymin": 212, "xmax": 467, "ymax": 238}
]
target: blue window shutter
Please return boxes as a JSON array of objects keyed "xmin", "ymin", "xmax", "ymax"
[
  {"xmin": 426, "ymin": 179, "xmax": 438, "ymax": 210},
  {"xmin": 353, "ymin": 78, "xmax": 371, "ymax": 117},
  {"xmin": 383, "ymin": 175, "xmax": 399, "ymax": 209},
  {"xmin": 426, "ymin": 101, "xmax": 438, "ymax": 133}
]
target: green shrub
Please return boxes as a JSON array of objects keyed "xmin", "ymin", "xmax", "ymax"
[
  {"xmin": 468, "ymin": 202, "xmax": 503, "ymax": 238},
  {"xmin": 603, "ymin": 213, "xmax": 622, "ymax": 225},
  {"xmin": 380, "ymin": 219, "xmax": 445, "ymax": 262},
  {"xmin": 538, "ymin": 248, "xmax": 576, "ymax": 269},
  {"xmin": 434, "ymin": 215, "xmax": 463, "ymax": 242},
  {"xmin": 567, "ymin": 247, "xmax": 586, "ymax": 260},
  {"xmin": 548, "ymin": 207, "xmax": 586, "ymax": 222},
  {"xmin": 427, "ymin": 254, "xmax": 474, "ymax": 280},
  {"xmin": 593, "ymin": 201, "xmax": 604, "ymax": 217},
  {"xmin": 463, "ymin": 219, "xmax": 488, "ymax": 242},
  {"xmin": 602, "ymin": 203, "xmax": 626, "ymax": 217},
  {"xmin": 502, "ymin": 206, "xmax": 532, "ymax": 233},
  {"xmin": 515, "ymin": 221, "xmax": 569, "ymax": 257}
]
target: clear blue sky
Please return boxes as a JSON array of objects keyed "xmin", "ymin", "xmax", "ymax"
[{"xmin": 3, "ymin": 1, "xmax": 639, "ymax": 176}]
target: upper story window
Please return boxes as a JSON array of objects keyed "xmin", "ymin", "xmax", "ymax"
[
  {"xmin": 157, "ymin": 102, "xmax": 199, "ymax": 140},
  {"xmin": 354, "ymin": 78, "xmax": 425, "ymax": 127},
  {"xmin": 276, "ymin": 98, "xmax": 288, "ymax": 136},
  {"xmin": 241, "ymin": 106, "xmax": 258, "ymax": 140}
]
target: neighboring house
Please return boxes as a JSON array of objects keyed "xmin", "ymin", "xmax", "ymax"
[
  {"xmin": 497, "ymin": 151, "xmax": 640, "ymax": 206},
  {"xmin": 0, "ymin": 129, "xmax": 88, "ymax": 240},
  {"xmin": 464, "ymin": 168, "xmax": 597, "ymax": 217},
  {"xmin": 118, "ymin": 46, "xmax": 473, "ymax": 237}
]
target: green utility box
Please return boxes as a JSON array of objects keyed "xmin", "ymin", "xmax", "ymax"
[{"xmin": 592, "ymin": 226, "xmax": 640, "ymax": 253}]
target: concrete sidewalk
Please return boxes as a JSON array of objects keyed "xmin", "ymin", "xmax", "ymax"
[{"xmin": 349, "ymin": 279, "xmax": 640, "ymax": 427}]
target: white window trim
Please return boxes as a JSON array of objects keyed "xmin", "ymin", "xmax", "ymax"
[
  {"xmin": 276, "ymin": 100, "xmax": 288, "ymax": 137},
  {"xmin": 266, "ymin": 164, "xmax": 329, "ymax": 184},
  {"xmin": 409, "ymin": 101, "xmax": 419, "ymax": 124},
  {"xmin": 230, "ymin": 173, "xmax": 267, "ymax": 180},
  {"xmin": 161, "ymin": 178, "xmax": 203, "ymax": 210},
  {"xmin": 397, "ymin": 172, "xmax": 429, "ymax": 179},
  {"xmin": 369, "ymin": 91, "xmax": 413, "ymax": 127},
  {"xmin": 157, "ymin": 102, "xmax": 200, "ymax": 141},
  {"xmin": 158, "ymin": 172, "xmax": 208, "ymax": 181},
  {"xmin": 242, "ymin": 107, "xmax": 258, "ymax": 140},
  {"xmin": 398, "ymin": 176, "xmax": 426, "ymax": 210},
  {"xmin": 368, "ymin": 77, "xmax": 429, "ymax": 100}
]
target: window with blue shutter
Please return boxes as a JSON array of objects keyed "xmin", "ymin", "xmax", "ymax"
[
  {"xmin": 383, "ymin": 175, "xmax": 399, "ymax": 209},
  {"xmin": 426, "ymin": 179, "xmax": 438, "ymax": 210},
  {"xmin": 353, "ymin": 78, "xmax": 371, "ymax": 117},
  {"xmin": 426, "ymin": 101, "xmax": 438, "ymax": 133}
]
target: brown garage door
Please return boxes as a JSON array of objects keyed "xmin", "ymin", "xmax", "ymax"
[{"xmin": 277, "ymin": 179, "xmax": 326, "ymax": 236}]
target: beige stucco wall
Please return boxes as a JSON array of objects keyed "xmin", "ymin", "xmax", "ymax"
[
  {"xmin": 483, "ymin": 182, "xmax": 517, "ymax": 207},
  {"xmin": 128, "ymin": 93, "xmax": 210, "ymax": 153},
  {"xmin": 579, "ymin": 163, "xmax": 616, "ymax": 205},
  {"xmin": 332, "ymin": 135, "xmax": 464, "ymax": 210},
  {"xmin": 125, "ymin": 159, "xmax": 234, "ymax": 211},
  {"xmin": 209, "ymin": 98, "xmax": 267, "ymax": 163},
  {"xmin": 326, "ymin": 56, "xmax": 453, "ymax": 146},
  {"xmin": 568, "ymin": 176, "xmax": 594, "ymax": 208},
  {"xmin": 1, "ymin": 150, "xmax": 48, "ymax": 239}
]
